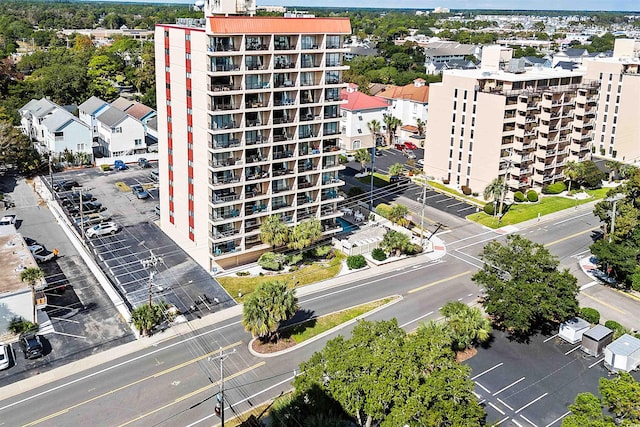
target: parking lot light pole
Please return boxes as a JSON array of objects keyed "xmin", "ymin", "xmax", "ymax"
[{"xmin": 140, "ymin": 250, "xmax": 163, "ymax": 306}]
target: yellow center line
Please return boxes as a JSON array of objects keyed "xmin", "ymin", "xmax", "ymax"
[
  {"xmin": 117, "ymin": 361, "xmax": 266, "ymax": 427},
  {"xmin": 22, "ymin": 341, "xmax": 243, "ymax": 427},
  {"xmin": 580, "ymin": 292, "xmax": 626, "ymax": 315},
  {"xmin": 544, "ymin": 226, "xmax": 599, "ymax": 247},
  {"xmin": 408, "ymin": 271, "xmax": 471, "ymax": 294}
]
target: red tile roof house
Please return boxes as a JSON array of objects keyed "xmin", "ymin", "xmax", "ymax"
[
  {"xmin": 376, "ymin": 78, "xmax": 429, "ymax": 145},
  {"xmin": 339, "ymin": 84, "xmax": 390, "ymax": 151}
]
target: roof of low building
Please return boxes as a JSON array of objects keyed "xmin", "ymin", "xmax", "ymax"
[
  {"xmin": 584, "ymin": 325, "xmax": 613, "ymax": 341},
  {"xmin": 376, "ymin": 81, "xmax": 430, "ymax": 104},
  {"xmin": 96, "ymin": 106, "xmax": 128, "ymax": 127},
  {"xmin": 41, "ymin": 109, "xmax": 87, "ymax": 132},
  {"xmin": 79, "ymin": 96, "xmax": 108, "ymax": 115},
  {"xmin": 341, "ymin": 89, "xmax": 389, "ymax": 112},
  {"xmin": 607, "ymin": 334, "xmax": 640, "ymax": 356},
  {"xmin": 22, "ymin": 98, "xmax": 58, "ymax": 119},
  {"xmin": 0, "ymin": 228, "xmax": 43, "ymax": 295},
  {"xmin": 561, "ymin": 317, "xmax": 591, "ymax": 331}
]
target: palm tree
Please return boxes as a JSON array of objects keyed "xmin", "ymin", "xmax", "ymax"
[
  {"xmin": 483, "ymin": 177, "xmax": 505, "ymax": 202},
  {"xmin": 441, "ymin": 301, "xmax": 491, "ymax": 350},
  {"xmin": 367, "ymin": 119, "xmax": 381, "ymax": 146},
  {"xmin": 388, "ymin": 204, "xmax": 409, "ymax": 227},
  {"xmin": 416, "ymin": 118, "xmax": 425, "ymax": 137},
  {"xmin": 242, "ymin": 281, "xmax": 299, "ymax": 342},
  {"xmin": 353, "ymin": 148, "xmax": 370, "ymax": 172},
  {"xmin": 260, "ymin": 215, "xmax": 290, "ymax": 249},
  {"xmin": 381, "ymin": 229, "xmax": 410, "ymax": 256},
  {"xmin": 563, "ymin": 160, "xmax": 583, "ymax": 193},
  {"xmin": 130, "ymin": 303, "xmax": 165, "ymax": 336},
  {"xmin": 383, "ymin": 114, "xmax": 402, "ymax": 145},
  {"xmin": 288, "ymin": 218, "xmax": 322, "ymax": 250},
  {"xmin": 20, "ymin": 267, "xmax": 44, "ymax": 323},
  {"xmin": 388, "ymin": 162, "xmax": 405, "ymax": 177}
]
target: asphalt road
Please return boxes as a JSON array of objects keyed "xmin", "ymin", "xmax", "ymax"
[{"xmin": 0, "ymin": 205, "xmax": 618, "ymax": 427}]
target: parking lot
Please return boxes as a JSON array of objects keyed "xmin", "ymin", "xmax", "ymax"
[
  {"xmin": 47, "ymin": 163, "xmax": 235, "ymax": 315},
  {"xmin": 464, "ymin": 330, "xmax": 632, "ymax": 427}
]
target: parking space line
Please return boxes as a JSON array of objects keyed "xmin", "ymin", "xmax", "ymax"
[
  {"xmin": 520, "ymin": 414, "xmax": 538, "ymax": 427},
  {"xmin": 458, "ymin": 206, "xmax": 476, "ymax": 212},
  {"xmin": 564, "ymin": 345, "xmax": 581, "ymax": 355},
  {"xmin": 497, "ymin": 398, "xmax": 513, "ymax": 411},
  {"xmin": 493, "ymin": 377, "xmax": 525, "ymax": 396},
  {"xmin": 512, "ymin": 419, "xmax": 524, "ymax": 427},
  {"xmin": 588, "ymin": 357, "xmax": 604, "ymax": 368},
  {"xmin": 515, "ymin": 393, "xmax": 548, "ymax": 414},
  {"xmin": 446, "ymin": 201, "xmax": 465, "ymax": 208},
  {"xmin": 471, "ymin": 362, "xmax": 504, "ymax": 380},
  {"xmin": 488, "ymin": 402, "xmax": 505, "ymax": 415},
  {"xmin": 543, "ymin": 334, "xmax": 558, "ymax": 343},
  {"xmin": 496, "ymin": 416, "xmax": 510, "ymax": 425},
  {"xmin": 476, "ymin": 382, "xmax": 490, "ymax": 393},
  {"xmin": 53, "ymin": 331, "xmax": 86, "ymax": 339},
  {"xmin": 544, "ymin": 411, "xmax": 570, "ymax": 427}
]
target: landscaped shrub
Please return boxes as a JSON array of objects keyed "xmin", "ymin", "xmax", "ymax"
[
  {"xmin": 472, "ymin": 192, "xmax": 479, "ymax": 197},
  {"xmin": 8, "ymin": 317, "xmax": 38, "ymax": 334},
  {"xmin": 580, "ymin": 307, "xmax": 600, "ymax": 324},
  {"xmin": 483, "ymin": 203, "xmax": 495, "ymax": 215},
  {"xmin": 404, "ymin": 243, "xmax": 423, "ymax": 255},
  {"xmin": 236, "ymin": 271, "xmax": 250, "ymax": 277},
  {"xmin": 375, "ymin": 203, "xmax": 392, "ymax": 219},
  {"xmin": 604, "ymin": 320, "xmax": 630, "ymax": 339},
  {"xmin": 311, "ymin": 245, "xmax": 332, "ymax": 258},
  {"xmin": 461, "ymin": 185, "xmax": 472, "ymax": 195},
  {"xmin": 258, "ymin": 252, "xmax": 287, "ymax": 271},
  {"xmin": 347, "ymin": 186, "xmax": 365, "ymax": 198},
  {"xmin": 526, "ymin": 190, "xmax": 538, "ymax": 202},
  {"xmin": 346, "ymin": 255, "xmax": 367, "ymax": 270},
  {"xmin": 338, "ymin": 154, "xmax": 348, "ymax": 164},
  {"xmin": 287, "ymin": 253, "xmax": 303, "ymax": 266},
  {"xmin": 371, "ymin": 248, "xmax": 387, "ymax": 261},
  {"xmin": 101, "ymin": 164, "xmax": 111, "ymax": 171},
  {"xmin": 513, "ymin": 191, "xmax": 525, "ymax": 202},
  {"xmin": 542, "ymin": 182, "xmax": 567, "ymax": 194},
  {"xmin": 289, "ymin": 265, "xmax": 298, "ymax": 272}
]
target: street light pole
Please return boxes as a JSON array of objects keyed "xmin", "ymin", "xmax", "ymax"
[
  {"xmin": 140, "ymin": 250, "xmax": 162, "ymax": 306},
  {"xmin": 420, "ymin": 180, "xmax": 427, "ymax": 241}
]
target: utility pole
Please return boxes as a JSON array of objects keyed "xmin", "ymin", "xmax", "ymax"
[
  {"xmin": 79, "ymin": 187, "xmax": 85, "ymax": 240},
  {"xmin": 606, "ymin": 194, "xmax": 624, "ymax": 243},
  {"xmin": 210, "ymin": 347, "xmax": 236, "ymax": 426},
  {"xmin": 140, "ymin": 250, "xmax": 162, "ymax": 306},
  {"xmin": 48, "ymin": 152, "xmax": 54, "ymax": 193},
  {"xmin": 420, "ymin": 180, "xmax": 427, "ymax": 242},
  {"xmin": 369, "ymin": 146, "xmax": 376, "ymax": 213}
]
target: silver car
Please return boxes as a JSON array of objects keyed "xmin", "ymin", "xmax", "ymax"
[
  {"xmin": 0, "ymin": 343, "xmax": 10, "ymax": 370},
  {"xmin": 86, "ymin": 222, "xmax": 119, "ymax": 238}
]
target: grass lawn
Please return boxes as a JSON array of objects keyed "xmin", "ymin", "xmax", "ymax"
[
  {"xmin": 217, "ymin": 252, "xmax": 346, "ymax": 302},
  {"xmin": 287, "ymin": 296, "xmax": 397, "ymax": 344},
  {"xmin": 357, "ymin": 172, "xmax": 391, "ymax": 187},
  {"xmin": 467, "ymin": 188, "xmax": 610, "ymax": 228}
]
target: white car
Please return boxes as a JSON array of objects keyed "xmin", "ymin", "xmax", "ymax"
[
  {"xmin": 86, "ymin": 222, "xmax": 119, "ymax": 238},
  {"xmin": 0, "ymin": 215, "xmax": 16, "ymax": 226},
  {"xmin": 0, "ymin": 343, "xmax": 10, "ymax": 370},
  {"xmin": 417, "ymin": 159, "xmax": 425, "ymax": 167},
  {"xmin": 29, "ymin": 245, "xmax": 57, "ymax": 263}
]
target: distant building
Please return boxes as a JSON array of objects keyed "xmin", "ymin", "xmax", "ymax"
[
  {"xmin": 343, "ymin": 46, "xmax": 379, "ymax": 62},
  {"xmin": 423, "ymin": 41, "xmax": 480, "ymax": 65},
  {"xmin": 426, "ymin": 58, "xmax": 477, "ymax": 75}
]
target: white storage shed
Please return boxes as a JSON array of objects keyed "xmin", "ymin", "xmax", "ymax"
[
  {"xmin": 559, "ymin": 317, "xmax": 591, "ymax": 344},
  {"xmin": 604, "ymin": 334, "xmax": 640, "ymax": 373}
]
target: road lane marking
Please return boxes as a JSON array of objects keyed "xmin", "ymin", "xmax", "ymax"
[
  {"xmin": 580, "ymin": 281, "xmax": 599, "ymax": 291},
  {"xmin": 553, "ymin": 212, "xmax": 594, "ymax": 225},
  {"xmin": 471, "ymin": 362, "xmax": 503, "ymax": 380},
  {"xmin": 21, "ymin": 342, "xmax": 243, "ymax": 426},
  {"xmin": 512, "ymin": 420, "xmax": 524, "ymax": 427},
  {"xmin": 488, "ymin": 402, "xmax": 505, "ymax": 415},
  {"xmin": 493, "ymin": 377, "xmax": 525, "ymax": 396},
  {"xmin": 407, "ymin": 270, "xmax": 471, "ymax": 294},
  {"xmin": 520, "ymin": 414, "xmax": 538, "ymax": 426},
  {"xmin": 544, "ymin": 226, "xmax": 599, "ymax": 247},
  {"xmin": 515, "ymin": 393, "xmax": 548, "ymax": 414},
  {"xmin": 544, "ymin": 411, "xmax": 571, "ymax": 427},
  {"xmin": 399, "ymin": 311, "xmax": 433, "ymax": 328},
  {"xmin": 117, "ymin": 362, "xmax": 266, "ymax": 427},
  {"xmin": 580, "ymin": 292, "xmax": 626, "ymax": 314},
  {"xmin": 497, "ymin": 398, "xmax": 513, "ymax": 411}
]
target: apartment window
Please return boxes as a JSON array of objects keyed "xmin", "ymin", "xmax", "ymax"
[
  {"xmin": 461, "ymin": 116, "xmax": 465, "ymax": 125},
  {"xmin": 469, "ymin": 141, "xmax": 473, "ymax": 151},
  {"xmin": 457, "ymin": 164, "xmax": 462, "ymax": 173},
  {"xmin": 186, "ymin": 90, "xmax": 192, "ymax": 98},
  {"xmin": 473, "ymin": 91, "xmax": 478, "ymax": 102},
  {"xmin": 459, "ymin": 139, "xmax": 463, "ymax": 149},
  {"xmin": 618, "ymin": 85, "xmax": 622, "ymax": 93},
  {"xmin": 186, "ymin": 53, "xmax": 191, "ymax": 60},
  {"xmin": 602, "ymin": 125, "xmax": 606, "ymax": 132},
  {"xmin": 448, "ymin": 161, "xmax": 452, "ymax": 170},
  {"xmin": 458, "ymin": 152, "xmax": 462, "ymax": 161},
  {"xmin": 611, "ymin": 136, "xmax": 615, "ymax": 144},
  {"xmin": 616, "ymin": 96, "xmax": 620, "ymax": 103},
  {"xmin": 449, "ymin": 149, "xmax": 453, "ymax": 158},
  {"xmin": 470, "ymin": 129, "xmax": 474, "ymax": 138},
  {"xmin": 604, "ymin": 115, "xmax": 607, "ymax": 122},
  {"xmin": 461, "ymin": 128, "xmax": 464, "ymax": 136},
  {"xmin": 135, "ymin": 139, "xmax": 143, "ymax": 146},
  {"xmin": 358, "ymin": 115, "xmax": 363, "ymax": 121},
  {"xmin": 452, "ymin": 113, "xmax": 456, "ymax": 122},
  {"xmin": 612, "ymin": 126, "xmax": 616, "ymax": 134},
  {"xmin": 166, "ymin": 100, "xmax": 172, "ymax": 106},
  {"xmin": 467, "ymin": 166, "xmax": 471, "ymax": 175},
  {"xmin": 164, "ymin": 30, "xmax": 169, "ymax": 37},
  {"xmin": 451, "ymin": 126, "xmax": 455, "ymax": 134},
  {"xmin": 187, "ymin": 108, "xmax": 193, "ymax": 115},
  {"xmin": 462, "ymin": 103, "xmax": 466, "ymax": 112},
  {"xmin": 468, "ymin": 154, "xmax": 472, "ymax": 162},
  {"xmin": 164, "ymin": 48, "xmax": 170, "ymax": 55},
  {"xmin": 608, "ymin": 74, "xmax": 612, "ymax": 81},
  {"xmin": 472, "ymin": 105, "xmax": 476, "ymax": 114},
  {"xmin": 615, "ymin": 106, "xmax": 619, "ymax": 114},
  {"xmin": 604, "ymin": 104, "xmax": 608, "ymax": 113},
  {"xmin": 165, "ymin": 66, "xmax": 170, "ymax": 72},
  {"xmin": 77, "ymin": 144, "xmax": 85, "ymax": 151},
  {"xmin": 454, "ymin": 89, "xmax": 458, "ymax": 97},
  {"xmin": 166, "ymin": 82, "xmax": 171, "ymax": 90},
  {"xmin": 357, "ymin": 128, "xmax": 362, "ymax": 134},
  {"xmin": 471, "ymin": 117, "xmax": 475, "ymax": 126},
  {"xmin": 613, "ymin": 116, "xmax": 617, "ymax": 124},
  {"xmin": 607, "ymin": 84, "xmax": 611, "ymax": 92},
  {"xmin": 186, "ymin": 72, "xmax": 191, "ymax": 79},
  {"xmin": 464, "ymin": 90, "xmax": 468, "ymax": 100},
  {"xmin": 601, "ymin": 135, "xmax": 605, "ymax": 143},
  {"xmin": 606, "ymin": 94, "xmax": 610, "ymax": 102}
]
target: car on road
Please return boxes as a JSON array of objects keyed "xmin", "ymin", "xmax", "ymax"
[
  {"xmin": 53, "ymin": 180, "xmax": 80, "ymax": 192},
  {"xmin": 60, "ymin": 192, "xmax": 94, "ymax": 206},
  {"xmin": 74, "ymin": 212, "xmax": 111, "ymax": 227},
  {"xmin": 19, "ymin": 332, "xmax": 43, "ymax": 359},
  {"xmin": 390, "ymin": 175, "xmax": 411, "ymax": 184},
  {"xmin": 131, "ymin": 184, "xmax": 150, "ymax": 199},
  {"xmin": 403, "ymin": 150, "xmax": 417, "ymax": 159},
  {"xmin": 24, "ymin": 237, "xmax": 37, "ymax": 246},
  {"xmin": 114, "ymin": 160, "xmax": 128, "ymax": 171},
  {"xmin": 138, "ymin": 158, "xmax": 152, "ymax": 168},
  {"xmin": 374, "ymin": 148, "xmax": 383, "ymax": 156},
  {"xmin": 0, "ymin": 343, "xmax": 10, "ymax": 370},
  {"xmin": 86, "ymin": 222, "xmax": 119, "ymax": 238},
  {"xmin": 403, "ymin": 141, "xmax": 418, "ymax": 150},
  {"xmin": 394, "ymin": 142, "xmax": 406, "ymax": 150},
  {"xmin": 0, "ymin": 215, "xmax": 16, "ymax": 226}
]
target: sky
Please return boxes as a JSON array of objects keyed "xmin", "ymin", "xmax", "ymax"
[{"xmin": 115, "ymin": 0, "xmax": 640, "ymax": 12}]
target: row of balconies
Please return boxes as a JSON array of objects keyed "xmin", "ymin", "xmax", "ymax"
[
  {"xmin": 208, "ymin": 35, "xmax": 345, "ymax": 53},
  {"xmin": 208, "ymin": 163, "xmax": 344, "ymax": 187},
  {"xmin": 207, "ymin": 58, "xmax": 347, "ymax": 74}
]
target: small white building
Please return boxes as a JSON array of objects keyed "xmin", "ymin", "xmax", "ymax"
[
  {"xmin": 559, "ymin": 317, "xmax": 591, "ymax": 344},
  {"xmin": 41, "ymin": 109, "xmax": 92, "ymax": 159},
  {"xmin": 376, "ymin": 79, "xmax": 429, "ymax": 143},
  {"xmin": 95, "ymin": 106, "xmax": 146, "ymax": 157},
  {"xmin": 19, "ymin": 98, "xmax": 60, "ymax": 150},
  {"xmin": 604, "ymin": 334, "xmax": 640, "ymax": 373},
  {"xmin": 78, "ymin": 96, "xmax": 109, "ymax": 142}
]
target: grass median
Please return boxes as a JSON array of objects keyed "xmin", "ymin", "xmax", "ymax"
[{"xmin": 357, "ymin": 172, "xmax": 391, "ymax": 187}]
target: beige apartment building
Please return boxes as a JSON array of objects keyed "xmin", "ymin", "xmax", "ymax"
[
  {"xmin": 424, "ymin": 46, "xmax": 596, "ymax": 195},
  {"xmin": 154, "ymin": 1, "xmax": 351, "ymax": 270},
  {"xmin": 584, "ymin": 39, "xmax": 640, "ymax": 164}
]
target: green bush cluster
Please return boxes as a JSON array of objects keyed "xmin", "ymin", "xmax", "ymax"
[
  {"xmin": 346, "ymin": 255, "xmax": 367, "ymax": 270},
  {"xmin": 258, "ymin": 252, "xmax": 287, "ymax": 271},
  {"xmin": 580, "ymin": 307, "xmax": 600, "ymax": 324},
  {"xmin": 371, "ymin": 248, "xmax": 387, "ymax": 261},
  {"xmin": 526, "ymin": 190, "xmax": 538, "ymax": 202},
  {"xmin": 404, "ymin": 243, "xmax": 423, "ymax": 255},
  {"xmin": 311, "ymin": 245, "xmax": 333, "ymax": 258},
  {"xmin": 604, "ymin": 320, "xmax": 630, "ymax": 339},
  {"xmin": 8, "ymin": 317, "xmax": 38, "ymax": 334},
  {"xmin": 375, "ymin": 203, "xmax": 392, "ymax": 219},
  {"xmin": 236, "ymin": 271, "xmax": 250, "ymax": 277},
  {"xmin": 513, "ymin": 191, "xmax": 525, "ymax": 202},
  {"xmin": 542, "ymin": 182, "xmax": 567, "ymax": 194},
  {"xmin": 287, "ymin": 253, "xmax": 303, "ymax": 266}
]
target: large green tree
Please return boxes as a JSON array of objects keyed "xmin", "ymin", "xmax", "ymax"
[
  {"xmin": 242, "ymin": 281, "xmax": 298, "ymax": 342},
  {"xmin": 291, "ymin": 320, "xmax": 484, "ymax": 427},
  {"xmin": 472, "ymin": 234, "xmax": 579, "ymax": 336},
  {"xmin": 20, "ymin": 267, "xmax": 44, "ymax": 323},
  {"xmin": 388, "ymin": 162, "xmax": 405, "ymax": 177},
  {"xmin": 259, "ymin": 215, "xmax": 290, "ymax": 249},
  {"xmin": 130, "ymin": 303, "xmax": 165, "ymax": 336},
  {"xmin": 440, "ymin": 301, "xmax": 492, "ymax": 350},
  {"xmin": 288, "ymin": 218, "xmax": 322, "ymax": 250}
]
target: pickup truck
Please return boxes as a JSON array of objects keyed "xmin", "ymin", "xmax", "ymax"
[
  {"xmin": 29, "ymin": 245, "xmax": 57, "ymax": 263},
  {"xmin": 0, "ymin": 215, "xmax": 16, "ymax": 226}
]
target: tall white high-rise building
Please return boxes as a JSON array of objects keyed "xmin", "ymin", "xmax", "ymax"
[{"xmin": 155, "ymin": 2, "xmax": 351, "ymax": 270}]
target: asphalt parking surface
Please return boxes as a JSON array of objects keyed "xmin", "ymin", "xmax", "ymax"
[
  {"xmin": 48, "ymin": 165, "xmax": 235, "ymax": 315},
  {"xmin": 0, "ymin": 174, "xmax": 134, "ymax": 385},
  {"xmin": 464, "ymin": 329, "xmax": 637, "ymax": 427}
]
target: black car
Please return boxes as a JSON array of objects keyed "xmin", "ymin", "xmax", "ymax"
[
  {"xmin": 19, "ymin": 332, "xmax": 43, "ymax": 359},
  {"xmin": 60, "ymin": 192, "xmax": 93, "ymax": 206},
  {"xmin": 68, "ymin": 201, "xmax": 103, "ymax": 216},
  {"xmin": 53, "ymin": 180, "xmax": 80, "ymax": 192},
  {"xmin": 390, "ymin": 175, "xmax": 410, "ymax": 184},
  {"xmin": 138, "ymin": 158, "xmax": 152, "ymax": 168}
]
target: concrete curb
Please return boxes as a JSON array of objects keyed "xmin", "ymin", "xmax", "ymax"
[{"xmin": 247, "ymin": 295, "xmax": 403, "ymax": 358}]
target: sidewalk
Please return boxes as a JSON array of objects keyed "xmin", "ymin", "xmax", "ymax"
[{"xmin": 1, "ymin": 236, "xmax": 447, "ymax": 400}]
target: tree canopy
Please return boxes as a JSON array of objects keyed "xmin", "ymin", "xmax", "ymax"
[
  {"xmin": 472, "ymin": 234, "xmax": 579, "ymax": 336},
  {"xmin": 242, "ymin": 281, "xmax": 298, "ymax": 342}
]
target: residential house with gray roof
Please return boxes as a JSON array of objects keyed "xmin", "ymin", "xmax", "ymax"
[
  {"xmin": 41, "ymin": 109, "xmax": 92, "ymax": 159},
  {"xmin": 78, "ymin": 96, "xmax": 109, "ymax": 142},
  {"xmin": 95, "ymin": 106, "xmax": 145, "ymax": 157},
  {"xmin": 19, "ymin": 98, "xmax": 59, "ymax": 148}
]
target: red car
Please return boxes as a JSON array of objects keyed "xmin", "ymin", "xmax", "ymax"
[
  {"xmin": 403, "ymin": 141, "xmax": 418, "ymax": 150},
  {"xmin": 394, "ymin": 142, "xmax": 406, "ymax": 150}
]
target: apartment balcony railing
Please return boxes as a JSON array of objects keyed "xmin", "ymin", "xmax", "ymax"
[
  {"xmin": 212, "ymin": 193, "xmax": 240, "ymax": 204},
  {"xmin": 209, "ymin": 84, "xmax": 241, "ymax": 92},
  {"xmin": 209, "ymin": 139, "xmax": 241, "ymax": 150}
]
